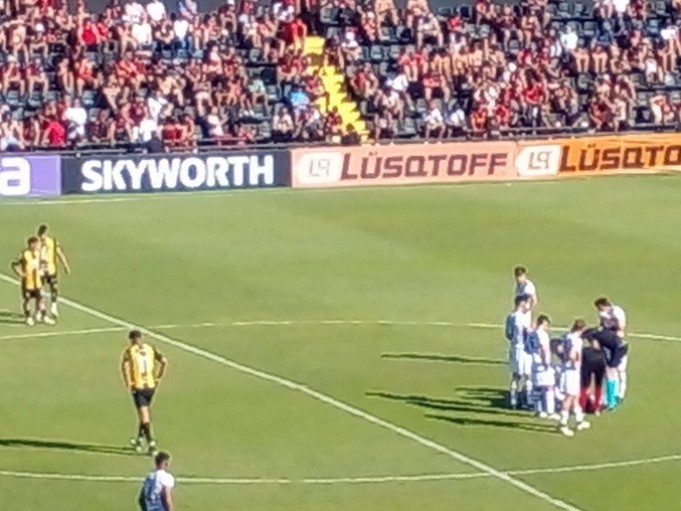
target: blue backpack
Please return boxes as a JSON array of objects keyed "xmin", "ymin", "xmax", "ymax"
[{"xmin": 524, "ymin": 331, "xmax": 541, "ymax": 355}]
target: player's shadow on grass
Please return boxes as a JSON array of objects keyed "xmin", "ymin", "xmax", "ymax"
[
  {"xmin": 381, "ymin": 353, "xmax": 506, "ymax": 365},
  {"xmin": 0, "ymin": 438, "xmax": 137, "ymax": 457},
  {"xmin": 368, "ymin": 387, "xmax": 556, "ymax": 435},
  {"xmin": 0, "ymin": 310, "xmax": 25, "ymax": 325}
]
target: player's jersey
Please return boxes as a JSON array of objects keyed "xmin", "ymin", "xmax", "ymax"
[
  {"xmin": 514, "ymin": 279, "xmax": 537, "ymax": 299},
  {"xmin": 561, "ymin": 332, "xmax": 582, "ymax": 371},
  {"xmin": 123, "ymin": 343, "xmax": 160, "ymax": 389},
  {"xmin": 505, "ymin": 310, "xmax": 531, "ymax": 347},
  {"xmin": 141, "ymin": 469, "xmax": 175, "ymax": 511},
  {"xmin": 599, "ymin": 305, "xmax": 626, "ymax": 331},
  {"xmin": 39, "ymin": 236, "xmax": 58, "ymax": 275},
  {"xmin": 534, "ymin": 328, "xmax": 551, "ymax": 365},
  {"xmin": 16, "ymin": 249, "xmax": 42, "ymax": 290}
]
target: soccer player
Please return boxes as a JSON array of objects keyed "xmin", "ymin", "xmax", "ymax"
[
  {"xmin": 513, "ymin": 266, "xmax": 538, "ymax": 310},
  {"xmin": 37, "ymin": 224, "xmax": 71, "ymax": 318},
  {"xmin": 584, "ymin": 297, "xmax": 628, "ymax": 409},
  {"xmin": 121, "ymin": 330, "xmax": 168, "ymax": 456},
  {"xmin": 139, "ymin": 451, "xmax": 175, "ymax": 511},
  {"xmin": 580, "ymin": 338, "xmax": 607, "ymax": 415},
  {"xmin": 10, "ymin": 237, "xmax": 55, "ymax": 326},
  {"xmin": 557, "ymin": 320, "xmax": 590, "ymax": 437},
  {"xmin": 526, "ymin": 314, "xmax": 558, "ymax": 419},
  {"xmin": 504, "ymin": 295, "xmax": 532, "ymax": 408}
]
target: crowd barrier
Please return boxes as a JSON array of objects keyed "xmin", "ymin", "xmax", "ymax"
[{"xmin": 2, "ymin": 133, "xmax": 681, "ymax": 198}]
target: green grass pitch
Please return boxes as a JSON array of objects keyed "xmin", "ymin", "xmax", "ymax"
[{"xmin": 0, "ymin": 175, "xmax": 680, "ymax": 510}]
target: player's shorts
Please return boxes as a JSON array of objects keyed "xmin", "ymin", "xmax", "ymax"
[
  {"xmin": 604, "ymin": 343, "xmax": 629, "ymax": 368},
  {"xmin": 533, "ymin": 364, "xmax": 555, "ymax": 387},
  {"xmin": 510, "ymin": 347, "xmax": 533, "ymax": 376},
  {"xmin": 132, "ymin": 388, "xmax": 156, "ymax": 408},
  {"xmin": 41, "ymin": 272, "xmax": 58, "ymax": 287},
  {"xmin": 21, "ymin": 284, "xmax": 41, "ymax": 300},
  {"xmin": 559, "ymin": 369, "xmax": 581, "ymax": 397}
]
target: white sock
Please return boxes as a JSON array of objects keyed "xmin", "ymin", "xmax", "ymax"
[
  {"xmin": 510, "ymin": 380, "xmax": 518, "ymax": 406},
  {"xmin": 560, "ymin": 409, "xmax": 569, "ymax": 426},
  {"xmin": 525, "ymin": 380, "xmax": 534, "ymax": 405},
  {"xmin": 545, "ymin": 388, "xmax": 555, "ymax": 415},
  {"xmin": 618, "ymin": 371, "xmax": 627, "ymax": 400},
  {"xmin": 574, "ymin": 405, "xmax": 585, "ymax": 424},
  {"xmin": 535, "ymin": 390, "xmax": 544, "ymax": 414}
]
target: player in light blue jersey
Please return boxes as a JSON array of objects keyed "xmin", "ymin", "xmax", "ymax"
[
  {"xmin": 556, "ymin": 320, "xmax": 591, "ymax": 437},
  {"xmin": 527, "ymin": 314, "xmax": 559, "ymax": 420},
  {"xmin": 139, "ymin": 451, "xmax": 175, "ymax": 511},
  {"xmin": 505, "ymin": 295, "xmax": 532, "ymax": 408}
]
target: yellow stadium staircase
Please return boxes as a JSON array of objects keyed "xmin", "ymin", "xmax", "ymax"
[{"xmin": 304, "ymin": 36, "xmax": 368, "ymax": 141}]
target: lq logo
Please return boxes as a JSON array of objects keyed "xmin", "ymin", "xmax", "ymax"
[
  {"xmin": 0, "ymin": 157, "xmax": 31, "ymax": 197},
  {"xmin": 515, "ymin": 145, "xmax": 561, "ymax": 178}
]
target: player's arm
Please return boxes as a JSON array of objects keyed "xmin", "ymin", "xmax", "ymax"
[
  {"xmin": 154, "ymin": 350, "xmax": 168, "ymax": 381},
  {"xmin": 121, "ymin": 351, "xmax": 132, "ymax": 388},
  {"xmin": 10, "ymin": 255, "xmax": 25, "ymax": 278},
  {"xmin": 138, "ymin": 487, "xmax": 147, "ymax": 511},
  {"xmin": 161, "ymin": 485, "xmax": 174, "ymax": 511},
  {"xmin": 56, "ymin": 244, "xmax": 71, "ymax": 274}
]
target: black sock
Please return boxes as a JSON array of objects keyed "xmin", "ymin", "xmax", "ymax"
[
  {"xmin": 137, "ymin": 423, "xmax": 145, "ymax": 441},
  {"xmin": 141, "ymin": 422, "xmax": 153, "ymax": 443}
]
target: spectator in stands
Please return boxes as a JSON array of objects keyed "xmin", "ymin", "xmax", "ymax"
[
  {"xmin": 650, "ymin": 93, "xmax": 675, "ymax": 126},
  {"xmin": 42, "ymin": 114, "xmax": 67, "ymax": 147},
  {"xmin": 373, "ymin": 109, "xmax": 395, "ymax": 140},
  {"xmin": 147, "ymin": 0, "xmax": 166, "ymax": 24},
  {"xmin": 23, "ymin": 113, "xmax": 41, "ymax": 148},
  {"xmin": 26, "ymin": 57, "xmax": 49, "ymax": 96},
  {"xmin": 88, "ymin": 109, "xmax": 110, "ymax": 144},
  {"xmin": 108, "ymin": 110, "xmax": 134, "ymax": 146},
  {"xmin": 325, "ymin": 106, "xmax": 343, "ymax": 142},
  {"xmin": 338, "ymin": 28, "xmax": 360, "ymax": 68},
  {"xmin": 2, "ymin": 56, "xmax": 25, "ymax": 97},
  {"xmin": 64, "ymin": 97, "xmax": 88, "ymax": 144},
  {"xmin": 272, "ymin": 106, "xmax": 295, "ymax": 141},
  {"xmin": 422, "ymin": 100, "xmax": 444, "ymax": 140},
  {"xmin": 445, "ymin": 101, "xmax": 466, "ymax": 137},
  {"xmin": 341, "ymin": 123, "xmax": 360, "ymax": 145},
  {"xmin": 416, "ymin": 12, "xmax": 443, "ymax": 49}
]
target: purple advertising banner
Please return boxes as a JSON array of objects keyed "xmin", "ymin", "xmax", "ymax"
[{"xmin": 0, "ymin": 155, "xmax": 61, "ymax": 198}]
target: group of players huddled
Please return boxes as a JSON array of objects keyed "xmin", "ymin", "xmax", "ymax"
[
  {"xmin": 10, "ymin": 225, "xmax": 71, "ymax": 326},
  {"xmin": 506, "ymin": 266, "xmax": 629, "ymax": 437}
]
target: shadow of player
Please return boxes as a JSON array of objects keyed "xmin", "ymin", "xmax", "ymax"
[
  {"xmin": 381, "ymin": 353, "xmax": 506, "ymax": 366},
  {"xmin": 0, "ymin": 438, "xmax": 138, "ymax": 457},
  {"xmin": 0, "ymin": 310, "xmax": 25, "ymax": 325}
]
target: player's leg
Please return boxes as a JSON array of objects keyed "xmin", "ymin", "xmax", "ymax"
[
  {"xmin": 508, "ymin": 348, "xmax": 521, "ymax": 408},
  {"xmin": 521, "ymin": 353, "xmax": 534, "ymax": 408},
  {"xmin": 558, "ymin": 394, "xmax": 575, "ymax": 437},
  {"xmin": 48, "ymin": 274, "xmax": 59, "ymax": 317},
  {"xmin": 35, "ymin": 292, "xmax": 54, "ymax": 325},
  {"xmin": 21, "ymin": 289, "xmax": 34, "ymax": 326},
  {"xmin": 137, "ymin": 390, "xmax": 158, "ymax": 455},
  {"xmin": 617, "ymin": 350, "xmax": 629, "ymax": 403}
]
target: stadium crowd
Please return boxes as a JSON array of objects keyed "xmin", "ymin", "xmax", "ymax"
[{"xmin": 0, "ymin": 0, "xmax": 680, "ymax": 150}]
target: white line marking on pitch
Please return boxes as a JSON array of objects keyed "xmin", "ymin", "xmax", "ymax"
[
  {"xmin": 0, "ymin": 275, "xmax": 583, "ymax": 511},
  {"xmin": 3, "ymin": 319, "xmax": 681, "ymax": 345},
  {"xmin": 0, "ymin": 453, "xmax": 678, "ymax": 485}
]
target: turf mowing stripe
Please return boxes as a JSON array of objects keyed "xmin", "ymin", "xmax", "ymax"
[
  {"xmin": 0, "ymin": 454, "xmax": 679, "ymax": 485},
  {"xmin": 0, "ymin": 275, "xmax": 584, "ymax": 511}
]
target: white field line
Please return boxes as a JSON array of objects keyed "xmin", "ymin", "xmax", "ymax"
[
  {"xmin": 0, "ymin": 275, "xmax": 582, "ymax": 511},
  {"xmin": 2, "ymin": 319, "xmax": 680, "ymax": 345},
  {"xmin": 0, "ymin": 179, "xmax": 571, "ymax": 207},
  {"xmin": 0, "ymin": 453, "xmax": 678, "ymax": 485}
]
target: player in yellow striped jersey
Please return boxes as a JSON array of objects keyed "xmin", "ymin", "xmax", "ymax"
[
  {"xmin": 10, "ymin": 237, "xmax": 55, "ymax": 326},
  {"xmin": 121, "ymin": 330, "xmax": 168, "ymax": 456},
  {"xmin": 37, "ymin": 224, "xmax": 71, "ymax": 318}
]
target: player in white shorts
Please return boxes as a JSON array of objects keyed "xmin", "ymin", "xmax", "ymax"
[
  {"xmin": 557, "ymin": 320, "xmax": 590, "ymax": 437},
  {"xmin": 513, "ymin": 266, "xmax": 538, "ymax": 311},
  {"xmin": 505, "ymin": 295, "xmax": 532, "ymax": 408},
  {"xmin": 594, "ymin": 297, "xmax": 628, "ymax": 405},
  {"xmin": 527, "ymin": 314, "xmax": 559, "ymax": 420}
]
